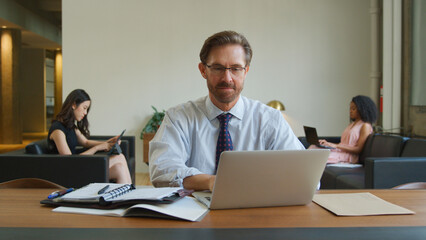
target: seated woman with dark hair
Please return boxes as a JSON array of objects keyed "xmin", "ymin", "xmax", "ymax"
[
  {"xmin": 311, "ymin": 95, "xmax": 378, "ymax": 164},
  {"xmin": 48, "ymin": 89, "xmax": 132, "ymax": 184}
]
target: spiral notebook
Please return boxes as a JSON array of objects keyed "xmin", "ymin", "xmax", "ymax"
[{"xmin": 40, "ymin": 183, "xmax": 192, "ymax": 209}]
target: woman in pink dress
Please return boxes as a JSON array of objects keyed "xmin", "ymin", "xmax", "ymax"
[{"xmin": 317, "ymin": 95, "xmax": 378, "ymax": 164}]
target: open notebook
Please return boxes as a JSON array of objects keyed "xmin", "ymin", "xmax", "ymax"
[
  {"xmin": 52, "ymin": 196, "xmax": 208, "ymax": 222},
  {"xmin": 41, "ymin": 183, "xmax": 192, "ymax": 208},
  {"xmin": 42, "ymin": 183, "xmax": 206, "ymax": 221}
]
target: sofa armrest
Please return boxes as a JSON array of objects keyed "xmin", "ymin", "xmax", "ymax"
[
  {"xmin": 0, "ymin": 155, "xmax": 109, "ymax": 188},
  {"xmin": 365, "ymin": 157, "xmax": 426, "ymax": 189}
]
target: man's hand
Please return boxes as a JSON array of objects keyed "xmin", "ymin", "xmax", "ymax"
[{"xmin": 183, "ymin": 174, "xmax": 216, "ymax": 192}]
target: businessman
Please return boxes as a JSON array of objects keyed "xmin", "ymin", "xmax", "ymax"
[{"xmin": 149, "ymin": 30, "xmax": 304, "ymax": 191}]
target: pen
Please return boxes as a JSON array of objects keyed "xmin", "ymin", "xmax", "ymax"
[
  {"xmin": 98, "ymin": 185, "xmax": 110, "ymax": 194},
  {"xmin": 47, "ymin": 188, "xmax": 74, "ymax": 199}
]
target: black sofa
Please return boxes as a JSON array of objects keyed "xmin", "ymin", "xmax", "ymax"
[
  {"xmin": 0, "ymin": 135, "xmax": 135, "ymax": 188},
  {"xmin": 299, "ymin": 134, "xmax": 426, "ymax": 189}
]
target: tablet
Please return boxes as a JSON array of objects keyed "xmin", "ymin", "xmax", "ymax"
[{"xmin": 107, "ymin": 129, "xmax": 126, "ymax": 155}]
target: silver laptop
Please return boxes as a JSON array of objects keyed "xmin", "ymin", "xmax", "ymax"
[{"xmin": 193, "ymin": 149, "xmax": 329, "ymax": 210}]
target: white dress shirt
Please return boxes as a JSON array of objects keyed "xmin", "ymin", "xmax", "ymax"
[{"xmin": 149, "ymin": 95, "xmax": 305, "ymax": 187}]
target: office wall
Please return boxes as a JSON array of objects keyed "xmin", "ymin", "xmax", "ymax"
[{"xmin": 63, "ymin": 0, "xmax": 372, "ymax": 173}]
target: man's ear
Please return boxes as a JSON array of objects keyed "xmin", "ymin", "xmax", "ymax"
[
  {"xmin": 242, "ymin": 65, "xmax": 250, "ymax": 78},
  {"xmin": 198, "ymin": 62, "xmax": 207, "ymax": 79}
]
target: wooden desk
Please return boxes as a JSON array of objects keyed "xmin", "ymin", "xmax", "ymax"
[{"xmin": 1, "ymin": 189, "xmax": 425, "ymax": 239}]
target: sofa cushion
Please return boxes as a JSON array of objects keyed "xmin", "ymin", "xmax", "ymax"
[
  {"xmin": 320, "ymin": 166, "xmax": 364, "ymax": 189},
  {"xmin": 401, "ymin": 139, "xmax": 426, "ymax": 157},
  {"xmin": 25, "ymin": 140, "xmax": 49, "ymax": 154},
  {"xmin": 359, "ymin": 134, "xmax": 404, "ymax": 164},
  {"xmin": 369, "ymin": 135, "xmax": 404, "ymax": 157},
  {"xmin": 358, "ymin": 134, "xmax": 374, "ymax": 165},
  {"xmin": 336, "ymin": 174, "xmax": 365, "ymax": 189}
]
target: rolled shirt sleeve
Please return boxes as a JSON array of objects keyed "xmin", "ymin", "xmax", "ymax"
[{"xmin": 149, "ymin": 111, "xmax": 202, "ymax": 187}]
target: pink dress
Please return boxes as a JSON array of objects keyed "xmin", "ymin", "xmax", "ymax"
[{"xmin": 327, "ymin": 121, "xmax": 372, "ymax": 164}]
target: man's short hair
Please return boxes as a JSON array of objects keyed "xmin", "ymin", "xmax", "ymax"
[{"xmin": 199, "ymin": 31, "xmax": 253, "ymax": 66}]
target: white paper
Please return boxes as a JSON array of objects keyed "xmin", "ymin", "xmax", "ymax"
[
  {"xmin": 53, "ymin": 206, "xmax": 128, "ymax": 217},
  {"xmin": 313, "ymin": 192, "xmax": 415, "ymax": 216},
  {"xmin": 327, "ymin": 163, "xmax": 363, "ymax": 168}
]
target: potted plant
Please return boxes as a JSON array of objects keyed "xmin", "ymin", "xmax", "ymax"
[{"xmin": 141, "ymin": 106, "xmax": 165, "ymax": 164}]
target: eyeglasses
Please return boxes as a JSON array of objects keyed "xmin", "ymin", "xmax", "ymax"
[{"xmin": 205, "ymin": 64, "xmax": 247, "ymax": 77}]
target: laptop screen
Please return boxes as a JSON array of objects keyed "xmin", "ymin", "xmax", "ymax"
[{"xmin": 303, "ymin": 126, "xmax": 320, "ymax": 145}]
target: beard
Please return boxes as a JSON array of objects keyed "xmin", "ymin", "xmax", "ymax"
[{"xmin": 207, "ymin": 80, "xmax": 243, "ymax": 104}]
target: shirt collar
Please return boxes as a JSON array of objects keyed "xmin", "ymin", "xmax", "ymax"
[{"xmin": 205, "ymin": 95, "xmax": 244, "ymax": 121}]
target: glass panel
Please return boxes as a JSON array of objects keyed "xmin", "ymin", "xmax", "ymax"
[
  {"xmin": 410, "ymin": 0, "xmax": 426, "ymax": 106},
  {"xmin": 46, "ymin": 58, "xmax": 55, "ymax": 130}
]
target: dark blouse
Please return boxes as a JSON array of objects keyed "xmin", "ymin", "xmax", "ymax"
[{"xmin": 47, "ymin": 121, "xmax": 78, "ymax": 154}]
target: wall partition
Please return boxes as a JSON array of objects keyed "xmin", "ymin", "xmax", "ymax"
[{"xmin": 63, "ymin": 0, "xmax": 373, "ymax": 172}]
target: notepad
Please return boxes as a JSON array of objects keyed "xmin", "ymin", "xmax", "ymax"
[
  {"xmin": 313, "ymin": 192, "xmax": 415, "ymax": 216},
  {"xmin": 40, "ymin": 183, "xmax": 192, "ymax": 208}
]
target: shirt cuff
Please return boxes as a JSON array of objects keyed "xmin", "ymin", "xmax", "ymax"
[{"xmin": 151, "ymin": 167, "xmax": 203, "ymax": 188}]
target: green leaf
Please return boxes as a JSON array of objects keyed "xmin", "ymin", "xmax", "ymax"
[{"xmin": 141, "ymin": 106, "xmax": 166, "ymax": 139}]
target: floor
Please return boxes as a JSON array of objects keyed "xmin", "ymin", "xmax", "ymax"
[{"xmin": 135, "ymin": 172, "xmax": 152, "ymax": 186}]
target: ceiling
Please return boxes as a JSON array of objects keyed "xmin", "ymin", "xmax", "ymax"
[
  {"xmin": 0, "ymin": 0, "xmax": 62, "ymax": 49},
  {"xmin": 17, "ymin": 0, "xmax": 62, "ymax": 27}
]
